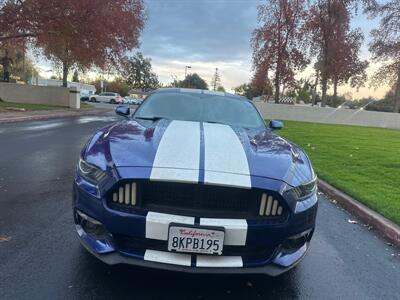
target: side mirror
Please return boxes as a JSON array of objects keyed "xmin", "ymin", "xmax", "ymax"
[
  {"xmin": 269, "ymin": 119, "xmax": 284, "ymax": 130},
  {"xmin": 115, "ymin": 105, "xmax": 130, "ymax": 117}
]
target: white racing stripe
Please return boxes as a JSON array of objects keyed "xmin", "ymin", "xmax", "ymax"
[
  {"xmin": 196, "ymin": 255, "xmax": 243, "ymax": 268},
  {"xmin": 145, "ymin": 212, "xmax": 195, "ymax": 240},
  {"xmin": 144, "ymin": 250, "xmax": 192, "ymax": 266},
  {"xmin": 151, "ymin": 120, "xmax": 200, "ymax": 183},
  {"xmin": 203, "ymin": 123, "xmax": 251, "ymax": 188},
  {"xmin": 200, "ymin": 218, "xmax": 248, "ymax": 246}
]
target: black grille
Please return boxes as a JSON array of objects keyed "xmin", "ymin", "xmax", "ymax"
[
  {"xmin": 140, "ymin": 181, "xmax": 261, "ymax": 217},
  {"xmin": 107, "ymin": 180, "xmax": 289, "ymax": 221}
]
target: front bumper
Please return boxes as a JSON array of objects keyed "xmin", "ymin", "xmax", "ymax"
[
  {"xmin": 73, "ymin": 180, "xmax": 317, "ymax": 276},
  {"xmin": 79, "ymin": 234, "xmax": 309, "ymax": 276}
]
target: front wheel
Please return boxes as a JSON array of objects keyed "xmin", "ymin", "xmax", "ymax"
[
  {"xmin": 90, "ymin": 97, "xmax": 96, "ymax": 102},
  {"xmin": 109, "ymin": 99, "xmax": 116, "ymax": 104}
]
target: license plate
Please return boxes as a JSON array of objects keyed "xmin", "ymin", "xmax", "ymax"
[{"xmin": 168, "ymin": 225, "xmax": 225, "ymax": 255}]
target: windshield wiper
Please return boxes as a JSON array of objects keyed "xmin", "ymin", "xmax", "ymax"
[
  {"xmin": 135, "ymin": 116, "xmax": 166, "ymax": 121},
  {"xmin": 203, "ymin": 120, "xmax": 225, "ymax": 125}
]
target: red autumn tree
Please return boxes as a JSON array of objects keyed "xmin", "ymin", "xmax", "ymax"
[
  {"xmin": 367, "ymin": 0, "xmax": 400, "ymax": 112},
  {"xmin": 252, "ymin": 0, "xmax": 308, "ymax": 103},
  {"xmin": 251, "ymin": 61, "xmax": 273, "ymax": 96},
  {"xmin": 0, "ymin": 1, "xmax": 33, "ymax": 41},
  {"xmin": 0, "ymin": 0, "xmax": 145, "ymax": 86},
  {"xmin": 306, "ymin": 0, "xmax": 347, "ymax": 107},
  {"xmin": 329, "ymin": 29, "xmax": 368, "ymax": 101},
  {"xmin": 305, "ymin": 0, "xmax": 370, "ymax": 106}
]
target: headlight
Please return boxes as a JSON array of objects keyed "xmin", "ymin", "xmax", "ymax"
[
  {"xmin": 285, "ymin": 178, "xmax": 317, "ymax": 201},
  {"xmin": 78, "ymin": 158, "xmax": 107, "ymax": 184}
]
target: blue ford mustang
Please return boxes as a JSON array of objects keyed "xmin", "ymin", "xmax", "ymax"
[{"xmin": 73, "ymin": 88, "xmax": 318, "ymax": 276}]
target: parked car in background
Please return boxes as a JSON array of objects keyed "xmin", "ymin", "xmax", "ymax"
[
  {"xmin": 134, "ymin": 97, "xmax": 144, "ymax": 105},
  {"xmin": 123, "ymin": 96, "xmax": 142, "ymax": 105},
  {"xmin": 90, "ymin": 92, "xmax": 123, "ymax": 104},
  {"xmin": 80, "ymin": 92, "xmax": 94, "ymax": 102}
]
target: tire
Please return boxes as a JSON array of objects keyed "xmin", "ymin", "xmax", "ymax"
[
  {"xmin": 90, "ymin": 97, "xmax": 96, "ymax": 102},
  {"xmin": 109, "ymin": 99, "xmax": 116, "ymax": 104}
]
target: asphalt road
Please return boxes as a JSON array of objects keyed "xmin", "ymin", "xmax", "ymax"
[{"xmin": 0, "ymin": 113, "xmax": 399, "ymax": 300}]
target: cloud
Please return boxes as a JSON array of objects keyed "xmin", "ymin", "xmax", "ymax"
[
  {"xmin": 139, "ymin": 0, "xmax": 263, "ymax": 90},
  {"xmin": 137, "ymin": 0, "xmax": 389, "ymax": 97},
  {"xmin": 33, "ymin": 0, "xmax": 390, "ymax": 98}
]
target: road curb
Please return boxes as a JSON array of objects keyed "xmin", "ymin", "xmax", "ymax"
[
  {"xmin": 318, "ymin": 179, "xmax": 400, "ymax": 246},
  {"xmin": 0, "ymin": 109, "xmax": 109, "ymax": 124}
]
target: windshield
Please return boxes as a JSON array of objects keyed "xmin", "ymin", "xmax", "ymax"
[{"xmin": 134, "ymin": 91, "xmax": 265, "ymax": 129}]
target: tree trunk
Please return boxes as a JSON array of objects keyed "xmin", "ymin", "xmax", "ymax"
[
  {"xmin": 274, "ymin": 71, "xmax": 280, "ymax": 104},
  {"xmin": 333, "ymin": 78, "xmax": 338, "ymax": 102},
  {"xmin": 394, "ymin": 68, "xmax": 400, "ymax": 113},
  {"xmin": 321, "ymin": 68, "xmax": 328, "ymax": 107},
  {"xmin": 312, "ymin": 69, "xmax": 319, "ymax": 106},
  {"xmin": 62, "ymin": 61, "xmax": 69, "ymax": 87},
  {"xmin": 2, "ymin": 50, "xmax": 11, "ymax": 82}
]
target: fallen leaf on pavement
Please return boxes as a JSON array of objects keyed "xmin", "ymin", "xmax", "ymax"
[
  {"xmin": 347, "ymin": 219, "xmax": 358, "ymax": 224},
  {"xmin": 0, "ymin": 235, "xmax": 11, "ymax": 242}
]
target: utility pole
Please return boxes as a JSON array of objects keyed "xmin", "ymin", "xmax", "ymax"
[{"xmin": 184, "ymin": 65, "xmax": 191, "ymax": 78}]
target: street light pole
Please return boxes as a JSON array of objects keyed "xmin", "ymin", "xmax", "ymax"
[
  {"xmin": 184, "ymin": 65, "xmax": 191, "ymax": 78},
  {"xmin": 184, "ymin": 66, "xmax": 192, "ymax": 88}
]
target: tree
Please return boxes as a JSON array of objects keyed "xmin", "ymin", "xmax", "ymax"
[
  {"xmin": 72, "ymin": 69, "xmax": 79, "ymax": 83},
  {"xmin": 176, "ymin": 73, "xmax": 208, "ymax": 90},
  {"xmin": 0, "ymin": 42, "xmax": 15, "ymax": 81},
  {"xmin": 211, "ymin": 68, "xmax": 221, "ymax": 91},
  {"xmin": 0, "ymin": 39, "xmax": 38, "ymax": 82},
  {"xmin": 0, "ymin": 0, "xmax": 145, "ymax": 87},
  {"xmin": 217, "ymin": 86, "xmax": 226, "ymax": 92},
  {"xmin": 106, "ymin": 77, "xmax": 131, "ymax": 96},
  {"xmin": 330, "ymin": 29, "xmax": 368, "ymax": 101},
  {"xmin": 122, "ymin": 52, "xmax": 160, "ymax": 91},
  {"xmin": 367, "ymin": 0, "xmax": 400, "ymax": 112},
  {"xmin": 305, "ymin": 0, "xmax": 368, "ymax": 106},
  {"xmin": 234, "ymin": 83, "xmax": 264, "ymax": 99},
  {"xmin": 251, "ymin": 64, "xmax": 273, "ymax": 96},
  {"xmin": 252, "ymin": 0, "xmax": 308, "ymax": 103},
  {"xmin": 287, "ymin": 78, "xmax": 313, "ymax": 103}
]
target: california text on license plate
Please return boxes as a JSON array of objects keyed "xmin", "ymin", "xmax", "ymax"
[{"xmin": 168, "ymin": 225, "xmax": 225, "ymax": 255}]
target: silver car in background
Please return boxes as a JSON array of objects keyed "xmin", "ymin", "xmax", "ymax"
[{"xmin": 90, "ymin": 92, "xmax": 124, "ymax": 104}]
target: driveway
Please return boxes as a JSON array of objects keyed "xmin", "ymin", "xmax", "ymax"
[{"xmin": 0, "ymin": 113, "xmax": 399, "ymax": 299}]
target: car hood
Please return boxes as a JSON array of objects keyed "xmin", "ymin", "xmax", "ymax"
[{"xmin": 84, "ymin": 119, "xmax": 314, "ymax": 188}]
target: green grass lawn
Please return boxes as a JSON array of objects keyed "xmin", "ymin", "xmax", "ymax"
[
  {"xmin": 0, "ymin": 101, "xmax": 64, "ymax": 112},
  {"xmin": 0, "ymin": 101, "xmax": 90, "ymax": 112},
  {"xmin": 278, "ymin": 120, "xmax": 400, "ymax": 225}
]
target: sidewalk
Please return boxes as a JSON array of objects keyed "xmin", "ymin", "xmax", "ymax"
[{"xmin": 0, "ymin": 108, "xmax": 110, "ymax": 123}]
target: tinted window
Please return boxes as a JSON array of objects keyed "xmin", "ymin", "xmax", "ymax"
[{"xmin": 134, "ymin": 92, "xmax": 264, "ymax": 128}]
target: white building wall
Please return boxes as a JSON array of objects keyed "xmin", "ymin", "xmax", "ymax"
[
  {"xmin": 255, "ymin": 103, "xmax": 400, "ymax": 129},
  {"xmin": 30, "ymin": 78, "xmax": 96, "ymax": 95}
]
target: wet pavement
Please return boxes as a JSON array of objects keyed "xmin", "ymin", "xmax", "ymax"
[{"xmin": 0, "ymin": 113, "xmax": 399, "ymax": 299}]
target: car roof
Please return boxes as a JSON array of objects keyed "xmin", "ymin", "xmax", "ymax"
[{"xmin": 152, "ymin": 88, "xmax": 249, "ymax": 101}]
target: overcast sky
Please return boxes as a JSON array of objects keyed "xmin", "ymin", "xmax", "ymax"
[
  {"xmin": 36, "ymin": 0, "xmax": 386, "ymax": 98},
  {"xmin": 138, "ymin": 0, "xmax": 385, "ymax": 97},
  {"xmin": 138, "ymin": 0, "xmax": 263, "ymax": 93}
]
